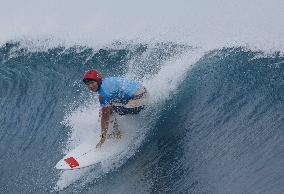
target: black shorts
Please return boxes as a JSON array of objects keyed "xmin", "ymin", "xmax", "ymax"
[
  {"xmin": 112, "ymin": 105, "xmax": 145, "ymax": 115},
  {"xmin": 111, "ymin": 88, "xmax": 148, "ymax": 115}
]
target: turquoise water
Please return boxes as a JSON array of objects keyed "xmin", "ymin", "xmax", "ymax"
[{"xmin": 0, "ymin": 42, "xmax": 283, "ymax": 193}]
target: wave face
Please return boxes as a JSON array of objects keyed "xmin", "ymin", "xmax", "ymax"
[{"xmin": 0, "ymin": 42, "xmax": 283, "ymax": 194}]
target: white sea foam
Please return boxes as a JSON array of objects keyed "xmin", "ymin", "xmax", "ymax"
[
  {"xmin": 54, "ymin": 47, "xmax": 203, "ymax": 190},
  {"xmin": 0, "ymin": 0, "xmax": 283, "ymax": 51}
]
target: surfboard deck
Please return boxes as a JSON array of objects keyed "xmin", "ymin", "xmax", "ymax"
[
  {"xmin": 56, "ymin": 115, "xmax": 122, "ymax": 170},
  {"xmin": 55, "ymin": 143, "xmax": 103, "ymax": 170}
]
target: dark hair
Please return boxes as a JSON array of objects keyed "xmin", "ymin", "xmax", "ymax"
[{"xmin": 83, "ymin": 78, "xmax": 97, "ymax": 84}]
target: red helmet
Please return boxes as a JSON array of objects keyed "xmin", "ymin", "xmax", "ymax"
[{"xmin": 83, "ymin": 69, "xmax": 102, "ymax": 85}]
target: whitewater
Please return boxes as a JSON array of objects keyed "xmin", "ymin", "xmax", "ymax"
[{"xmin": 0, "ymin": 0, "xmax": 283, "ymax": 193}]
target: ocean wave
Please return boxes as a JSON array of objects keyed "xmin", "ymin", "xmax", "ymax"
[{"xmin": 0, "ymin": 41, "xmax": 283, "ymax": 193}]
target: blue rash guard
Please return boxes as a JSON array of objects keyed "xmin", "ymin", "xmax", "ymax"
[{"xmin": 98, "ymin": 77, "xmax": 141, "ymax": 108}]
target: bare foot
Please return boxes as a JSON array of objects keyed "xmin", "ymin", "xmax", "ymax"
[
  {"xmin": 107, "ymin": 130, "xmax": 122, "ymax": 139},
  {"xmin": 113, "ymin": 130, "xmax": 122, "ymax": 139}
]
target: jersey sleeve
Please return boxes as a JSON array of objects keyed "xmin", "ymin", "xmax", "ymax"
[{"xmin": 98, "ymin": 94, "xmax": 110, "ymax": 107}]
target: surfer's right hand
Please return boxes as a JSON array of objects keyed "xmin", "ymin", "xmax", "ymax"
[
  {"xmin": 96, "ymin": 141, "xmax": 103, "ymax": 148},
  {"xmin": 96, "ymin": 133, "xmax": 107, "ymax": 148}
]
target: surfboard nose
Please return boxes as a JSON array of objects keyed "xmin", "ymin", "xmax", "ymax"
[
  {"xmin": 64, "ymin": 157, "xmax": 80, "ymax": 168},
  {"xmin": 55, "ymin": 157, "xmax": 79, "ymax": 170}
]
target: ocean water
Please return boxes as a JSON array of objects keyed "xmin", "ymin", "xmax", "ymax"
[
  {"xmin": 0, "ymin": 42, "xmax": 283, "ymax": 194},
  {"xmin": 0, "ymin": 1, "xmax": 284, "ymax": 194}
]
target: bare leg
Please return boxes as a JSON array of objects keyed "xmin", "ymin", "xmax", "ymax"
[
  {"xmin": 113, "ymin": 116, "xmax": 122, "ymax": 139},
  {"xmin": 107, "ymin": 114, "xmax": 122, "ymax": 139}
]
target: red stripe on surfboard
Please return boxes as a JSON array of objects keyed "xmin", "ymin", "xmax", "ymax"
[{"xmin": 64, "ymin": 157, "xmax": 79, "ymax": 168}]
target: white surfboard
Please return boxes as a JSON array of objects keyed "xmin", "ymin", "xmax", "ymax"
[
  {"xmin": 55, "ymin": 143, "xmax": 103, "ymax": 170},
  {"xmin": 56, "ymin": 118, "xmax": 123, "ymax": 170}
]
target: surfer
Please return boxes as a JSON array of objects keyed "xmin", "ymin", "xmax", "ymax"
[{"xmin": 83, "ymin": 69, "xmax": 148, "ymax": 148}]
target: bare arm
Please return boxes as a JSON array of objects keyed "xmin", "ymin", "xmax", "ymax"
[{"xmin": 96, "ymin": 106, "xmax": 112, "ymax": 148}]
